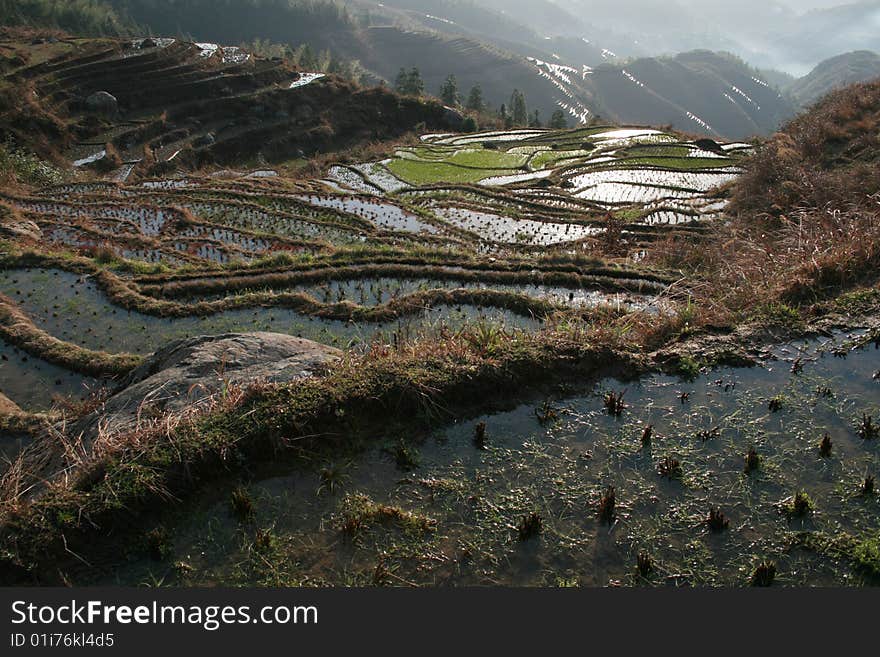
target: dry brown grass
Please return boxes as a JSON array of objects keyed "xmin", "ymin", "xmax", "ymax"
[{"xmin": 647, "ymin": 79, "xmax": 880, "ymax": 319}]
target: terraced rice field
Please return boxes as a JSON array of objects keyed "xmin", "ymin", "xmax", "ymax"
[
  {"xmin": 0, "ymin": 268, "xmax": 544, "ymax": 353},
  {"xmin": 0, "ymin": 125, "xmax": 740, "ymax": 413},
  {"xmin": 0, "ymin": 124, "xmax": 741, "ymax": 552},
  {"xmin": 103, "ymin": 331, "xmax": 880, "ymax": 587},
  {"xmin": 4, "ymin": 68, "xmax": 880, "ymax": 590},
  {"xmin": 328, "ymin": 125, "xmax": 748, "ymax": 244}
]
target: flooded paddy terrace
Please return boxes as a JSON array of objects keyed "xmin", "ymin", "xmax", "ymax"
[{"xmin": 100, "ymin": 331, "xmax": 879, "ymax": 587}]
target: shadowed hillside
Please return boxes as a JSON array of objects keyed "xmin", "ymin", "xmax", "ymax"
[
  {"xmin": 0, "ymin": 35, "xmax": 466, "ymax": 178},
  {"xmin": 581, "ymin": 51, "xmax": 796, "ymax": 140},
  {"xmin": 786, "ymin": 51, "xmax": 880, "ymax": 107}
]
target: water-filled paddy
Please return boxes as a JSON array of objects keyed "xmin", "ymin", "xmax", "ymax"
[
  {"xmin": 0, "ymin": 339, "xmax": 101, "ymax": 410},
  {"xmin": 293, "ymin": 194, "xmax": 437, "ymax": 234},
  {"xmin": 433, "ymin": 206, "xmax": 600, "ymax": 245},
  {"xmin": 106, "ymin": 333, "xmax": 879, "ymax": 586},
  {"xmin": 291, "ymin": 278, "xmax": 655, "ymax": 311},
  {"xmin": 0, "ymin": 268, "xmax": 542, "ymax": 355}
]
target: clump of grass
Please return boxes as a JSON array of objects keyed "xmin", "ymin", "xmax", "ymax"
[
  {"xmin": 751, "ymin": 561, "xmax": 777, "ymax": 587},
  {"xmin": 637, "ymin": 551, "xmax": 653, "ymax": 577},
  {"xmin": 786, "ymin": 491, "xmax": 814, "ymax": 517},
  {"xmin": 597, "ymin": 486, "xmax": 616, "ymax": 525},
  {"xmin": 858, "ymin": 414, "xmax": 878, "ymax": 440},
  {"xmin": 797, "ymin": 532, "xmax": 880, "ymax": 579},
  {"xmin": 706, "ymin": 507, "xmax": 729, "ymax": 532},
  {"xmin": 473, "ymin": 421, "xmax": 487, "ymax": 449},
  {"xmin": 768, "ymin": 396, "xmax": 783, "ymax": 413},
  {"xmin": 337, "ymin": 493, "xmax": 435, "ymax": 537},
  {"xmin": 819, "ymin": 433, "xmax": 833, "ymax": 457},
  {"xmin": 516, "ymin": 512, "xmax": 543, "ymax": 541},
  {"xmin": 230, "ymin": 486, "xmax": 255, "ymax": 522},
  {"xmin": 145, "ymin": 526, "xmax": 171, "ymax": 561},
  {"xmin": 317, "ymin": 462, "xmax": 350, "ymax": 496},
  {"xmin": 862, "ymin": 475, "xmax": 875, "ymax": 496},
  {"xmin": 603, "ymin": 390, "xmax": 626, "ymax": 417},
  {"xmin": 744, "ymin": 447, "xmax": 761, "ymax": 473},
  {"xmin": 391, "ymin": 440, "xmax": 420, "ymax": 471},
  {"xmin": 253, "ymin": 528, "xmax": 274, "ymax": 553},
  {"xmin": 534, "ymin": 400, "xmax": 558, "ymax": 425},
  {"xmin": 372, "ymin": 558, "xmax": 391, "ymax": 586},
  {"xmin": 696, "ymin": 426, "xmax": 720, "ymax": 442},
  {"xmin": 641, "ymin": 424, "xmax": 654, "ymax": 448},
  {"xmin": 658, "ymin": 455, "xmax": 682, "ymax": 479},
  {"xmin": 676, "ymin": 355, "xmax": 702, "ymax": 380}
]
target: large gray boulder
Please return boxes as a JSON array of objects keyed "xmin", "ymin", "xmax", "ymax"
[
  {"xmin": 84, "ymin": 332, "xmax": 341, "ymax": 438},
  {"xmin": 4, "ymin": 334, "xmax": 340, "ymax": 497},
  {"xmin": 84, "ymin": 91, "xmax": 119, "ymax": 117}
]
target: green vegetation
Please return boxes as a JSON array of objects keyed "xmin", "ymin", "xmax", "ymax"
[
  {"xmin": 466, "ymin": 85, "xmax": 485, "ymax": 113},
  {"xmin": 508, "ymin": 89, "xmax": 527, "ymax": 127},
  {"xmin": 387, "ymin": 158, "xmax": 512, "ymax": 184},
  {"xmin": 798, "ymin": 533, "xmax": 880, "ymax": 579},
  {"xmin": 395, "ymin": 67, "xmax": 425, "ymax": 97},
  {"xmin": 439, "ymin": 74, "xmax": 461, "ymax": 107},
  {"xmin": 548, "ymin": 110, "xmax": 568, "ymax": 130},
  {"xmin": 0, "ymin": 141, "xmax": 64, "ymax": 187},
  {"xmin": 0, "ymin": 0, "xmax": 128, "ymax": 35},
  {"xmin": 335, "ymin": 493, "xmax": 435, "ymax": 538}
]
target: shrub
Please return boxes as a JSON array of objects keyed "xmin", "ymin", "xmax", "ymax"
[{"xmin": 0, "ymin": 139, "xmax": 63, "ymax": 186}]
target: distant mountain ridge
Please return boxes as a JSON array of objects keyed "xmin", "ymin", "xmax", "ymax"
[
  {"xmin": 3, "ymin": 0, "xmax": 878, "ymax": 139},
  {"xmin": 786, "ymin": 51, "xmax": 880, "ymax": 107}
]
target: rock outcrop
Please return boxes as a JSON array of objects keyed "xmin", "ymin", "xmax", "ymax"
[
  {"xmin": 84, "ymin": 91, "xmax": 119, "ymax": 117},
  {"xmin": 4, "ymin": 333, "xmax": 340, "ymax": 498},
  {"xmin": 75, "ymin": 332, "xmax": 341, "ymax": 439}
]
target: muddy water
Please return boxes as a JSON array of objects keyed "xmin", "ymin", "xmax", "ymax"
[
  {"xmin": 0, "ymin": 269, "xmax": 541, "ymax": 409},
  {"xmin": 0, "ymin": 339, "xmax": 102, "ymax": 411},
  {"xmin": 204, "ymin": 277, "xmax": 655, "ymax": 311},
  {"xmin": 433, "ymin": 206, "xmax": 600, "ymax": 245},
  {"xmin": 104, "ymin": 332, "xmax": 879, "ymax": 587},
  {"xmin": 0, "ymin": 269, "xmax": 541, "ymax": 352}
]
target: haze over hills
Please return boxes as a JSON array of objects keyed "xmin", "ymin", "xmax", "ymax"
[
  {"xmin": 786, "ymin": 51, "xmax": 880, "ymax": 107},
  {"xmin": 550, "ymin": 0, "xmax": 880, "ymax": 75},
  {"xmin": 2, "ymin": 0, "xmax": 879, "ymax": 139}
]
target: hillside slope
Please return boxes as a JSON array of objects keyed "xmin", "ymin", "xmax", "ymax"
[
  {"xmin": 579, "ymin": 51, "xmax": 795, "ymax": 140},
  {"xmin": 0, "ymin": 36, "xmax": 465, "ymax": 177},
  {"xmin": 786, "ymin": 51, "xmax": 880, "ymax": 107},
  {"xmin": 724, "ymin": 78, "xmax": 880, "ymax": 304}
]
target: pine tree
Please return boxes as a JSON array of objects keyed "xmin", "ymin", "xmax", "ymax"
[
  {"xmin": 529, "ymin": 110, "xmax": 541, "ymax": 127},
  {"xmin": 407, "ymin": 67, "xmax": 424, "ymax": 96},
  {"xmin": 439, "ymin": 74, "xmax": 461, "ymax": 107},
  {"xmin": 394, "ymin": 67, "xmax": 409, "ymax": 94},
  {"xmin": 465, "ymin": 85, "xmax": 484, "ymax": 112},
  {"xmin": 510, "ymin": 89, "xmax": 528, "ymax": 126},
  {"xmin": 549, "ymin": 109, "xmax": 568, "ymax": 129}
]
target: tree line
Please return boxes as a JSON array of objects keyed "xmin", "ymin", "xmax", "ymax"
[{"xmin": 396, "ymin": 68, "xmax": 569, "ymax": 129}]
